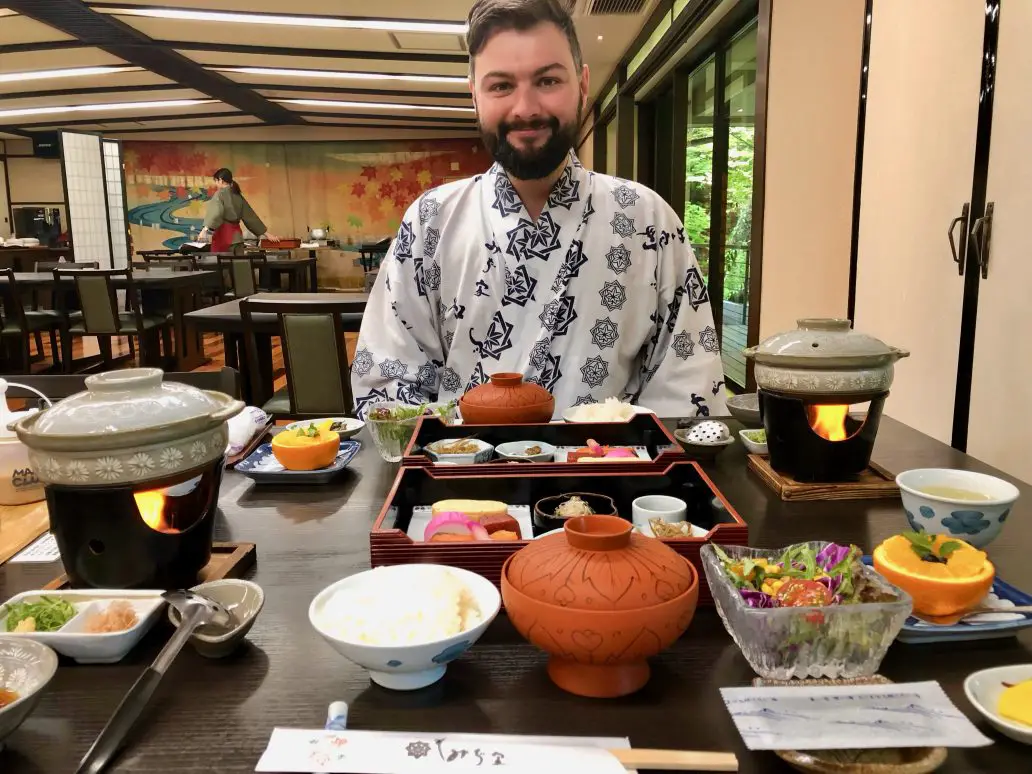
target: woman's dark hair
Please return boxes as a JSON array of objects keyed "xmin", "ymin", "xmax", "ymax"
[
  {"xmin": 213, "ymin": 167, "xmax": 240, "ymax": 195},
  {"xmin": 467, "ymin": 0, "xmax": 582, "ymax": 74}
]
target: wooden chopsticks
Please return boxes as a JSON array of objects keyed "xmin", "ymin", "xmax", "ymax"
[{"xmin": 608, "ymin": 748, "xmax": 738, "ymax": 771}]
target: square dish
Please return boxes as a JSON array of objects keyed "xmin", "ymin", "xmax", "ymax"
[
  {"xmin": 701, "ymin": 542, "xmax": 912, "ymax": 679},
  {"xmin": 424, "ymin": 439, "xmax": 495, "ymax": 465},
  {"xmin": 235, "ymin": 440, "xmax": 361, "ymax": 484},
  {"xmin": 0, "ymin": 589, "xmax": 165, "ymax": 664}
]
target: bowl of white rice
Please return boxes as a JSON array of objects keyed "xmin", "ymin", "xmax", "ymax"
[
  {"xmin": 562, "ymin": 397, "xmax": 653, "ymax": 423},
  {"xmin": 308, "ymin": 564, "xmax": 501, "ymax": 690}
]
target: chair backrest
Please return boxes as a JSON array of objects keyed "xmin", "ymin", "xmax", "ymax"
[
  {"xmin": 0, "ymin": 268, "xmax": 26, "ymax": 330},
  {"xmin": 0, "ymin": 367, "xmax": 242, "ymax": 404},
  {"xmin": 55, "ymin": 268, "xmax": 140, "ymax": 334},
  {"xmin": 240, "ymin": 297, "xmax": 354, "ymax": 415},
  {"xmin": 217, "ymin": 254, "xmax": 265, "ymax": 298},
  {"xmin": 140, "ymin": 256, "xmax": 196, "ymax": 272}
]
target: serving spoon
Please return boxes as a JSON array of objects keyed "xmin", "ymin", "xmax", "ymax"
[{"xmin": 75, "ymin": 590, "xmax": 233, "ymax": 774}]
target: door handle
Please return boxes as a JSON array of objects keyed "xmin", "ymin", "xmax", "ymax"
[
  {"xmin": 947, "ymin": 203, "xmax": 970, "ymax": 275},
  {"xmin": 969, "ymin": 201, "xmax": 995, "ymax": 280}
]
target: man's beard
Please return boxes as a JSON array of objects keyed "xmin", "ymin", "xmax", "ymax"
[{"xmin": 480, "ymin": 110, "xmax": 580, "ymax": 181}]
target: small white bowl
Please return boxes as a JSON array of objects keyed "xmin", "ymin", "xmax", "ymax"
[
  {"xmin": 284, "ymin": 417, "xmax": 364, "ymax": 440},
  {"xmin": 896, "ymin": 468, "xmax": 1019, "ymax": 548},
  {"xmin": 964, "ymin": 664, "xmax": 1032, "ymax": 744},
  {"xmin": 0, "ymin": 637, "xmax": 57, "ymax": 750},
  {"xmin": 494, "ymin": 441, "xmax": 556, "ymax": 463},
  {"xmin": 739, "ymin": 429, "xmax": 768, "ymax": 455},
  {"xmin": 309, "ymin": 565, "xmax": 501, "ymax": 691},
  {"xmin": 425, "ymin": 438, "xmax": 494, "ymax": 465},
  {"xmin": 631, "ymin": 495, "xmax": 688, "ymax": 531},
  {"xmin": 0, "ymin": 590, "xmax": 165, "ymax": 664}
]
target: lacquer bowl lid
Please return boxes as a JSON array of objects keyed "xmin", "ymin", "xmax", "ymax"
[{"xmin": 504, "ymin": 515, "xmax": 695, "ymax": 611}]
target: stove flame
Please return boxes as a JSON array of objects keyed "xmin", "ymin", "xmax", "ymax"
[
  {"xmin": 134, "ymin": 489, "xmax": 180, "ymax": 534},
  {"xmin": 806, "ymin": 404, "xmax": 850, "ymax": 442}
]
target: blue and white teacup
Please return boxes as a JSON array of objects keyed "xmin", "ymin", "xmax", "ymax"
[{"xmin": 896, "ymin": 468, "xmax": 1019, "ymax": 549}]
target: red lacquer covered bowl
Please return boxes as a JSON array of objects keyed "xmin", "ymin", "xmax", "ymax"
[
  {"xmin": 501, "ymin": 515, "xmax": 699, "ymax": 698},
  {"xmin": 459, "ymin": 373, "xmax": 554, "ymax": 425}
]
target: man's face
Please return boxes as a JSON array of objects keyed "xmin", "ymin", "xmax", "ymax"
[{"xmin": 471, "ymin": 22, "xmax": 589, "ymax": 181}]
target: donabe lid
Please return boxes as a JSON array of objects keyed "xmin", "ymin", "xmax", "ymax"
[
  {"xmin": 745, "ymin": 319, "xmax": 909, "ymax": 368},
  {"xmin": 15, "ymin": 368, "xmax": 244, "ymax": 452}
]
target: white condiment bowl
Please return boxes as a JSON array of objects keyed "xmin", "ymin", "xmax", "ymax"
[
  {"xmin": 494, "ymin": 441, "xmax": 556, "ymax": 463},
  {"xmin": 964, "ymin": 664, "xmax": 1032, "ymax": 745},
  {"xmin": 308, "ymin": 565, "xmax": 501, "ymax": 691}
]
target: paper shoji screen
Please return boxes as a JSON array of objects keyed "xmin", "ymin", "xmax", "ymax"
[
  {"xmin": 103, "ymin": 140, "xmax": 129, "ymax": 269},
  {"xmin": 60, "ymin": 131, "xmax": 112, "ymax": 268}
]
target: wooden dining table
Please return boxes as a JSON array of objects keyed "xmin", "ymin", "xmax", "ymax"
[
  {"xmin": 0, "ymin": 417, "xmax": 1030, "ymax": 773},
  {"xmin": 184, "ymin": 292, "xmax": 369, "ymax": 404},
  {"xmin": 0, "ymin": 270, "xmax": 219, "ymax": 372}
]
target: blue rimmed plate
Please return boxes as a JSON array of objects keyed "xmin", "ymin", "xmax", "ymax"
[
  {"xmin": 863, "ymin": 556, "xmax": 1032, "ymax": 643},
  {"xmin": 236, "ymin": 440, "xmax": 361, "ymax": 484}
]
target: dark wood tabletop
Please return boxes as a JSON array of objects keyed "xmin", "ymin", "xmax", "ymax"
[
  {"xmin": 0, "ymin": 270, "xmax": 218, "ymax": 289},
  {"xmin": 184, "ymin": 292, "xmax": 369, "ymax": 335},
  {"xmin": 1, "ymin": 416, "xmax": 1030, "ymax": 773}
]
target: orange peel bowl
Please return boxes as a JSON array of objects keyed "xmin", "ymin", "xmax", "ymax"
[
  {"xmin": 271, "ymin": 428, "xmax": 341, "ymax": 471},
  {"xmin": 872, "ymin": 534, "xmax": 995, "ymax": 617}
]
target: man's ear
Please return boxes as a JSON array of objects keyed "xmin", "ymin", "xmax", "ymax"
[
  {"xmin": 579, "ymin": 63, "xmax": 590, "ymax": 111},
  {"xmin": 468, "ymin": 71, "xmax": 477, "ymax": 110}
]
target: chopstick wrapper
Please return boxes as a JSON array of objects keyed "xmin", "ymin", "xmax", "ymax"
[{"xmin": 256, "ymin": 730, "xmax": 631, "ymax": 774}]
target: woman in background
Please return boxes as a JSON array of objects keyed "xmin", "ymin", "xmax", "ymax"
[{"xmin": 197, "ymin": 168, "xmax": 279, "ymax": 254}]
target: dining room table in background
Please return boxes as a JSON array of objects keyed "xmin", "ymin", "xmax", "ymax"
[
  {"xmin": 0, "ymin": 269, "xmax": 219, "ymax": 371},
  {"xmin": 184, "ymin": 292, "xmax": 369, "ymax": 404},
  {"xmin": 0, "ymin": 416, "xmax": 1029, "ymax": 773}
]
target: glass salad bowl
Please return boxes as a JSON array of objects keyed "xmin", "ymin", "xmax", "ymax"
[
  {"xmin": 700, "ymin": 542, "xmax": 912, "ymax": 679},
  {"xmin": 365, "ymin": 401, "xmax": 458, "ymax": 463}
]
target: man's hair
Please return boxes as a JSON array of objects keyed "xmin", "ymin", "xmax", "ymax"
[{"xmin": 467, "ymin": 0, "xmax": 584, "ymax": 73}]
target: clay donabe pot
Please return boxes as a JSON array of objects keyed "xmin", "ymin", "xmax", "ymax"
[
  {"xmin": 501, "ymin": 515, "xmax": 699, "ymax": 698},
  {"xmin": 12, "ymin": 368, "xmax": 244, "ymax": 589},
  {"xmin": 459, "ymin": 373, "xmax": 554, "ymax": 425}
]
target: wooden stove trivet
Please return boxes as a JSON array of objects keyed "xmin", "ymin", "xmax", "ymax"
[
  {"xmin": 43, "ymin": 541, "xmax": 257, "ymax": 590},
  {"xmin": 0, "ymin": 500, "xmax": 50, "ymax": 566},
  {"xmin": 747, "ymin": 454, "xmax": 900, "ymax": 502}
]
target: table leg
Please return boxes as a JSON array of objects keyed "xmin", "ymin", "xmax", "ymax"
[
  {"xmin": 308, "ymin": 260, "xmax": 318, "ymax": 292},
  {"xmin": 171, "ymin": 286, "xmax": 208, "ymax": 370}
]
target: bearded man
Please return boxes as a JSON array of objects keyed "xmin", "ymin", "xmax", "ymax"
[{"xmin": 352, "ymin": 0, "xmax": 727, "ymax": 419}]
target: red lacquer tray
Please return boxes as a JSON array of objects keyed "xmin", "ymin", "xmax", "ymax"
[
  {"xmin": 401, "ymin": 412, "xmax": 687, "ymax": 474},
  {"xmin": 369, "ymin": 461, "xmax": 748, "ymax": 606}
]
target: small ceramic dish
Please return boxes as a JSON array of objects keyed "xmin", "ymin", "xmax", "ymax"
[
  {"xmin": 964, "ymin": 664, "xmax": 1032, "ymax": 745},
  {"xmin": 673, "ymin": 428, "xmax": 735, "ymax": 461},
  {"xmin": 533, "ymin": 492, "xmax": 617, "ymax": 532},
  {"xmin": 0, "ymin": 637, "xmax": 58, "ymax": 750},
  {"xmin": 284, "ymin": 417, "xmax": 365, "ymax": 440},
  {"xmin": 168, "ymin": 579, "xmax": 264, "ymax": 658},
  {"xmin": 494, "ymin": 441, "xmax": 556, "ymax": 463},
  {"xmin": 0, "ymin": 590, "xmax": 165, "ymax": 664},
  {"xmin": 727, "ymin": 392, "xmax": 762, "ymax": 426},
  {"xmin": 235, "ymin": 440, "xmax": 361, "ymax": 484},
  {"xmin": 739, "ymin": 428, "xmax": 768, "ymax": 455},
  {"xmin": 896, "ymin": 468, "xmax": 1018, "ymax": 548},
  {"xmin": 425, "ymin": 438, "xmax": 495, "ymax": 465},
  {"xmin": 309, "ymin": 565, "xmax": 501, "ymax": 690}
]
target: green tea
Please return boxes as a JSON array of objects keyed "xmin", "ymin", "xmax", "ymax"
[{"xmin": 918, "ymin": 485, "xmax": 993, "ymax": 502}]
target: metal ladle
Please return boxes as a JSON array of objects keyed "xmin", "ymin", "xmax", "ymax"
[{"xmin": 75, "ymin": 590, "xmax": 233, "ymax": 774}]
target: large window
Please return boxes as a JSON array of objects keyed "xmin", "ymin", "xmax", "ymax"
[{"xmin": 682, "ymin": 23, "xmax": 757, "ymax": 388}]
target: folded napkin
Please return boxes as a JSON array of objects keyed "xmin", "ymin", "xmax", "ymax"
[{"xmin": 226, "ymin": 407, "xmax": 271, "ymax": 457}]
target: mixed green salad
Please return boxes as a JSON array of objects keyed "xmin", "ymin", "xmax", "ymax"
[
  {"xmin": 714, "ymin": 542, "xmax": 897, "ymax": 610},
  {"xmin": 367, "ymin": 400, "xmax": 458, "ymax": 443}
]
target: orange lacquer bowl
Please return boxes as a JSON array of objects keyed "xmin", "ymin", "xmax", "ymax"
[{"xmin": 501, "ymin": 515, "xmax": 699, "ymax": 698}]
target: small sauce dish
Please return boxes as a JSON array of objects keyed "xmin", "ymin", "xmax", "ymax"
[{"xmin": 167, "ymin": 579, "xmax": 264, "ymax": 658}]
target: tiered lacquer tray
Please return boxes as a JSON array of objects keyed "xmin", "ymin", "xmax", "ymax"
[{"xmin": 369, "ymin": 461, "xmax": 747, "ymax": 606}]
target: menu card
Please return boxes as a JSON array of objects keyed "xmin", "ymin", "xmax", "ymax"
[
  {"xmin": 721, "ymin": 681, "xmax": 992, "ymax": 750},
  {"xmin": 256, "ymin": 729, "xmax": 630, "ymax": 774},
  {"xmin": 9, "ymin": 532, "xmax": 61, "ymax": 563}
]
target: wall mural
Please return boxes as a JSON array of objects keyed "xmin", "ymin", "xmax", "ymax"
[{"xmin": 123, "ymin": 139, "xmax": 489, "ymax": 251}]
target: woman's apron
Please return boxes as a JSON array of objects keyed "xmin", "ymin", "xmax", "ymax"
[{"xmin": 211, "ymin": 219, "xmax": 242, "ymax": 253}]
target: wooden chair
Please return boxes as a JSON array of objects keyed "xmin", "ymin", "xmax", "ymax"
[
  {"xmin": 135, "ymin": 257, "xmax": 196, "ymax": 272},
  {"xmin": 0, "ymin": 269, "xmax": 62, "ymax": 373},
  {"xmin": 54, "ymin": 268, "xmax": 172, "ymax": 372},
  {"xmin": 240, "ymin": 297, "xmax": 354, "ymax": 419},
  {"xmin": 217, "ymin": 253, "xmax": 267, "ymax": 299}
]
